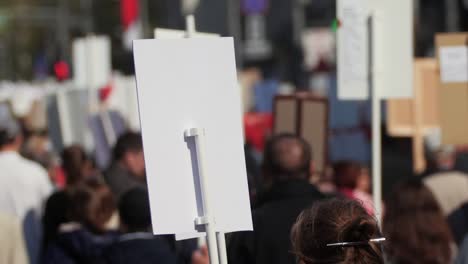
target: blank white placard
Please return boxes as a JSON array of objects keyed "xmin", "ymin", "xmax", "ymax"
[
  {"xmin": 72, "ymin": 36, "xmax": 111, "ymax": 89},
  {"xmin": 377, "ymin": 0, "xmax": 413, "ymax": 98},
  {"xmin": 133, "ymin": 38, "xmax": 252, "ymax": 237}
]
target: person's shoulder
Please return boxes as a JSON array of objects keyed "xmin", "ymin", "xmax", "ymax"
[
  {"xmin": 425, "ymin": 171, "xmax": 468, "ymax": 186},
  {"xmin": 105, "ymin": 235, "xmax": 177, "ymax": 263},
  {"xmin": 17, "ymin": 155, "xmax": 48, "ymax": 176}
]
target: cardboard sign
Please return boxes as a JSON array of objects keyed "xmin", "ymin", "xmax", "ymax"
[
  {"xmin": 133, "ymin": 38, "xmax": 252, "ymax": 238},
  {"xmin": 436, "ymin": 33, "xmax": 468, "ymax": 145},
  {"xmin": 273, "ymin": 94, "xmax": 328, "ymax": 174},
  {"xmin": 387, "ymin": 59, "xmax": 440, "ymax": 172}
]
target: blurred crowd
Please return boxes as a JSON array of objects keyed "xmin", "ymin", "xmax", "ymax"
[{"xmin": 2, "ymin": 110, "xmax": 468, "ymax": 264}]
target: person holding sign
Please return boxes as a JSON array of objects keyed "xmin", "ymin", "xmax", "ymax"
[{"xmin": 228, "ymin": 134, "xmax": 325, "ymax": 264}]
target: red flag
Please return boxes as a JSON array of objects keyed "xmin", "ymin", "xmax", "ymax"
[{"xmin": 120, "ymin": 0, "xmax": 142, "ymax": 50}]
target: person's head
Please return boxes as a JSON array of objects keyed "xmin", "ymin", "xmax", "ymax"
[
  {"xmin": 383, "ymin": 179, "xmax": 452, "ymax": 264},
  {"xmin": 291, "ymin": 198, "xmax": 383, "ymax": 264},
  {"xmin": 119, "ymin": 187, "xmax": 152, "ymax": 233},
  {"xmin": 69, "ymin": 178, "xmax": 116, "ymax": 233},
  {"xmin": 426, "ymin": 146, "xmax": 456, "ymax": 171},
  {"xmin": 262, "ymin": 133, "xmax": 312, "ymax": 184},
  {"xmin": 61, "ymin": 145, "xmax": 95, "ymax": 186},
  {"xmin": 356, "ymin": 167, "xmax": 371, "ymax": 194},
  {"xmin": 0, "ymin": 118, "xmax": 22, "ymax": 151},
  {"xmin": 113, "ymin": 132, "xmax": 145, "ymax": 178},
  {"xmin": 333, "ymin": 161, "xmax": 363, "ymax": 190}
]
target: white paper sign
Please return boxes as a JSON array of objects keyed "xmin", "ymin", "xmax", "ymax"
[
  {"xmin": 337, "ymin": 0, "xmax": 413, "ymax": 100},
  {"xmin": 337, "ymin": 0, "xmax": 369, "ymax": 100},
  {"xmin": 154, "ymin": 28, "xmax": 219, "ymax": 39},
  {"xmin": 378, "ymin": 0, "xmax": 413, "ymax": 98},
  {"xmin": 72, "ymin": 36, "xmax": 111, "ymax": 89},
  {"xmin": 439, "ymin": 46, "xmax": 468, "ymax": 83},
  {"xmin": 133, "ymin": 38, "xmax": 252, "ymax": 238}
]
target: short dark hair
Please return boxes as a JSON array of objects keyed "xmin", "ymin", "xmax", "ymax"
[
  {"xmin": 113, "ymin": 132, "xmax": 143, "ymax": 161},
  {"xmin": 262, "ymin": 133, "xmax": 312, "ymax": 182},
  {"xmin": 291, "ymin": 198, "xmax": 383, "ymax": 264},
  {"xmin": 119, "ymin": 187, "xmax": 151, "ymax": 232}
]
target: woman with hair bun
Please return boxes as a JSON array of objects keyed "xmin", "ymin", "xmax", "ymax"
[{"xmin": 291, "ymin": 198, "xmax": 384, "ymax": 264}]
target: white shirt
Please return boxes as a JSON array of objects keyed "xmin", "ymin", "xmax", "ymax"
[
  {"xmin": 424, "ymin": 171, "xmax": 468, "ymax": 216},
  {"xmin": 0, "ymin": 151, "xmax": 53, "ymax": 264}
]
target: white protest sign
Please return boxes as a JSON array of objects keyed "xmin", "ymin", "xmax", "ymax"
[
  {"xmin": 439, "ymin": 46, "xmax": 468, "ymax": 83},
  {"xmin": 337, "ymin": 0, "xmax": 369, "ymax": 100},
  {"xmin": 337, "ymin": 0, "xmax": 413, "ymax": 100},
  {"xmin": 133, "ymin": 38, "xmax": 252, "ymax": 238},
  {"xmin": 154, "ymin": 28, "xmax": 219, "ymax": 39},
  {"xmin": 72, "ymin": 36, "xmax": 111, "ymax": 89},
  {"xmin": 377, "ymin": 0, "xmax": 413, "ymax": 98}
]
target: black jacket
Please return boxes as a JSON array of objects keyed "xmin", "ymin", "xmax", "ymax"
[
  {"xmin": 228, "ymin": 179, "xmax": 326, "ymax": 264},
  {"xmin": 43, "ymin": 227, "xmax": 118, "ymax": 264}
]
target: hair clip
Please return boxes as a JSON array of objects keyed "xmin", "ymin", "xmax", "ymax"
[{"xmin": 326, "ymin": 238, "xmax": 386, "ymax": 247}]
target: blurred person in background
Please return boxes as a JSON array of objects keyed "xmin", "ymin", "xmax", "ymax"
[
  {"xmin": 43, "ymin": 178, "xmax": 117, "ymax": 264},
  {"xmin": 0, "ymin": 213, "xmax": 29, "ymax": 264},
  {"xmin": 422, "ymin": 146, "xmax": 468, "ymax": 216},
  {"xmin": 0, "ymin": 116, "xmax": 53, "ymax": 264},
  {"xmin": 421, "ymin": 146, "xmax": 468, "ymax": 245},
  {"xmin": 291, "ymin": 198, "xmax": 383, "ymax": 264},
  {"xmin": 43, "ymin": 145, "xmax": 100, "ymax": 248},
  {"xmin": 105, "ymin": 132, "xmax": 146, "ymax": 200},
  {"xmin": 228, "ymin": 133, "xmax": 325, "ymax": 264},
  {"xmin": 104, "ymin": 187, "xmax": 178, "ymax": 264},
  {"xmin": 333, "ymin": 160, "xmax": 374, "ymax": 215},
  {"xmin": 20, "ymin": 130, "xmax": 63, "ymax": 188},
  {"xmin": 383, "ymin": 179, "xmax": 454, "ymax": 264},
  {"xmin": 104, "ymin": 187, "xmax": 201, "ymax": 264}
]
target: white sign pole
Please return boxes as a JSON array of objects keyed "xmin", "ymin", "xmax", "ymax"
[
  {"xmin": 217, "ymin": 232, "xmax": 228, "ymax": 264},
  {"xmin": 370, "ymin": 9, "xmax": 383, "ymax": 222},
  {"xmin": 184, "ymin": 128, "xmax": 220, "ymax": 264},
  {"xmin": 338, "ymin": 0, "xmax": 413, "ymax": 222},
  {"xmin": 183, "ymin": 16, "xmax": 228, "ymax": 264}
]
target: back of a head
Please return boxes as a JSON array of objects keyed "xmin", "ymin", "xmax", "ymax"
[
  {"xmin": 291, "ymin": 198, "xmax": 383, "ymax": 264},
  {"xmin": 0, "ymin": 116, "xmax": 21, "ymax": 149},
  {"xmin": 383, "ymin": 178, "xmax": 452, "ymax": 264},
  {"xmin": 69, "ymin": 178, "xmax": 116, "ymax": 233},
  {"xmin": 119, "ymin": 187, "xmax": 152, "ymax": 233},
  {"xmin": 113, "ymin": 132, "xmax": 143, "ymax": 161},
  {"xmin": 61, "ymin": 145, "xmax": 90, "ymax": 186},
  {"xmin": 263, "ymin": 133, "xmax": 312, "ymax": 183},
  {"xmin": 333, "ymin": 160, "xmax": 362, "ymax": 189},
  {"xmin": 425, "ymin": 146, "xmax": 456, "ymax": 171}
]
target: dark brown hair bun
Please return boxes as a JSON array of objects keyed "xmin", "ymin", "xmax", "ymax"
[{"xmin": 291, "ymin": 198, "xmax": 383, "ymax": 264}]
